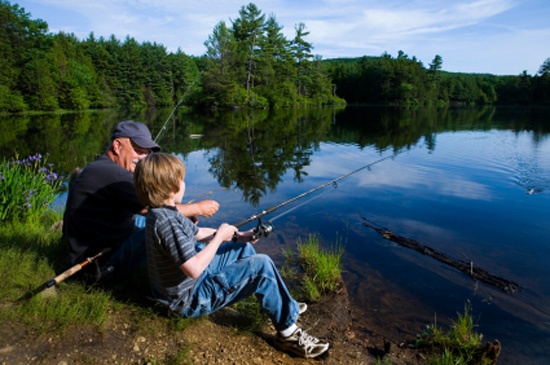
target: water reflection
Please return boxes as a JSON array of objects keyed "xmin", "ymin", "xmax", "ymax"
[
  {"xmin": 3, "ymin": 106, "xmax": 550, "ymax": 206},
  {"xmin": 2, "ymin": 106, "xmax": 549, "ymax": 204},
  {"xmin": 0, "ymin": 107, "xmax": 189, "ymax": 175},
  {"xmin": 3, "ymin": 105, "xmax": 550, "ymax": 364},
  {"xmin": 201, "ymin": 109, "xmax": 335, "ymax": 206}
]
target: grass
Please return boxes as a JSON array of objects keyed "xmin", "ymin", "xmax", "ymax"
[
  {"xmin": 296, "ymin": 233, "xmax": 344, "ymax": 301},
  {"xmin": 282, "ymin": 233, "xmax": 499, "ymax": 365},
  {"xmin": 412, "ymin": 301, "xmax": 498, "ymax": 365},
  {"xmin": 280, "ymin": 233, "xmax": 345, "ymax": 302},
  {"xmin": 0, "ymin": 218, "xmax": 345, "ymax": 339},
  {"xmin": 145, "ymin": 344, "xmax": 193, "ymax": 365},
  {"xmin": 0, "ymin": 218, "xmax": 113, "ymax": 333}
]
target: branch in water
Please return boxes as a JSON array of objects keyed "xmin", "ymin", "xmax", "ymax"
[{"xmin": 361, "ymin": 218, "xmax": 522, "ymax": 294}]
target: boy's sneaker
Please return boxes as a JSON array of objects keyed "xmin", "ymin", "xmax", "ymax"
[
  {"xmin": 275, "ymin": 327, "xmax": 329, "ymax": 358},
  {"xmin": 298, "ymin": 302, "xmax": 308, "ymax": 315}
]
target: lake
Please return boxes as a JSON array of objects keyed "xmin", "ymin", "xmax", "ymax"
[{"xmin": 2, "ymin": 106, "xmax": 549, "ymax": 364}]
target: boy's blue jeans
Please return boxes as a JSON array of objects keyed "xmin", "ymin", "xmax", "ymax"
[{"xmin": 182, "ymin": 241, "xmax": 300, "ymax": 332}]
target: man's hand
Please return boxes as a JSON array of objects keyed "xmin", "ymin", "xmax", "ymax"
[
  {"xmin": 176, "ymin": 199, "xmax": 219, "ymax": 220},
  {"xmin": 195, "ymin": 200, "xmax": 219, "ymax": 217}
]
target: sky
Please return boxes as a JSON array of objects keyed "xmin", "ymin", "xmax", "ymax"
[{"xmin": 14, "ymin": 0, "xmax": 550, "ymax": 76}]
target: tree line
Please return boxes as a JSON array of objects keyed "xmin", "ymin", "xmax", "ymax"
[
  {"xmin": 0, "ymin": 1, "xmax": 343, "ymax": 112},
  {"xmin": 1, "ymin": 1, "xmax": 549, "ymax": 113},
  {"xmin": 324, "ymin": 53, "xmax": 550, "ymax": 106}
]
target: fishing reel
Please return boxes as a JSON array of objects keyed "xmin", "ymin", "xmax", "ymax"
[{"xmin": 252, "ymin": 219, "xmax": 274, "ymax": 240}]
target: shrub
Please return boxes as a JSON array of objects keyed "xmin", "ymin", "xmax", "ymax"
[{"xmin": 0, "ymin": 153, "xmax": 63, "ymax": 223}]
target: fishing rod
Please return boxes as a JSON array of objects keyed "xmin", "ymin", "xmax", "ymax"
[
  {"xmin": 44, "ymin": 247, "xmax": 112, "ymax": 287},
  {"xmin": 233, "ymin": 149, "xmax": 405, "ymax": 239},
  {"xmin": 18, "ymin": 247, "xmax": 112, "ymax": 301},
  {"xmin": 154, "ymin": 81, "xmax": 195, "ymax": 143}
]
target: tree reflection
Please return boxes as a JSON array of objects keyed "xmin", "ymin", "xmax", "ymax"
[
  {"xmin": 200, "ymin": 108, "xmax": 335, "ymax": 206},
  {"xmin": 2, "ymin": 106, "xmax": 549, "ymax": 205}
]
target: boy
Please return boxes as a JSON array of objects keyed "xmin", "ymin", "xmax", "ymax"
[{"xmin": 134, "ymin": 153, "xmax": 330, "ymax": 359}]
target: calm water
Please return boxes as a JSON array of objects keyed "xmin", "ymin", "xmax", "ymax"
[{"xmin": 2, "ymin": 106, "xmax": 549, "ymax": 364}]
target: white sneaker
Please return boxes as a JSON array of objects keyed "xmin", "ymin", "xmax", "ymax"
[
  {"xmin": 298, "ymin": 302, "xmax": 307, "ymax": 315},
  {"xmin": 274, "ymin": 327, "xmax": 329, "ymax": 358}
]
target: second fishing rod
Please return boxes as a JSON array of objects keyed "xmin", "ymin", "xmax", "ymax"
[{"xmin": 232, "ymin": 149, "xmax": 405, "ymax": 240}]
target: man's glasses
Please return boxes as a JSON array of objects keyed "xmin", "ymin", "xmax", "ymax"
[{"xmin": 130, "ymin": 140, "xmax": 151, "ymax": 155}]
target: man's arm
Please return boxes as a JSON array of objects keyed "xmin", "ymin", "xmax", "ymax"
[{"xmin": 175, "ymin": 199, "xmax": 219, "ymax": 218}]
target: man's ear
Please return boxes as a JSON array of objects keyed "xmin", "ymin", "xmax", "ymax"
[{"xmin": 111, "ymin": 138, "xmax": 124, "ymax": 155}]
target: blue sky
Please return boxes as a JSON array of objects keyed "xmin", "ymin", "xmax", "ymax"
[{"xmin": 15, "ymin": 0, "xmax": 550, "ymax": 75}]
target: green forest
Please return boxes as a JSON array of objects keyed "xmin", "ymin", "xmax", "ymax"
[
  {"xmin": 1, "ymin": 0, "xmax": 549, "ymax": 113},
  {"xmin": 327, "ymin": 54, "xmax": 550, "ymax": 106}
]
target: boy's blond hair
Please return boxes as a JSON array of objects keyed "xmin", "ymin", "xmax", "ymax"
[{"xmin": 134, "ymin": 153, "xmax": 186, "ymax": 208}]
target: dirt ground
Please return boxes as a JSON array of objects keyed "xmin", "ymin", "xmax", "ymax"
[{"xmin": 0, "ymin": 280, "xmax": 430, "ymax": 365}]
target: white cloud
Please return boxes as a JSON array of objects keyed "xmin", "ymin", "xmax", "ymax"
[
  {"xmin": 356, "ymin": 162, "xmax": 493, "ymax": 201},
  {"xmin": 305, "ymin": 142, "xmax": 493, "ymax": 201}
]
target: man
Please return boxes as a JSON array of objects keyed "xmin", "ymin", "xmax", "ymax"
[{"xmin": 62, "ymin": 120, "xmax": 219, "ymax": 280}]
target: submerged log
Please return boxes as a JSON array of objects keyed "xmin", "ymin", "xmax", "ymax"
[{"xmin": 362, "ymin": 218, "xmax": 522, "ymax": 294}]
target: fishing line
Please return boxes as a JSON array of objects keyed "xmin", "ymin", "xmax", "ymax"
[
  {"xmin": 269, "ymin": 182, "xmax": 338, "ymax": 223},
  {"xmin": 232, "ymin": 149, "xmax": 406, "ymax": 237},
  {"xmin": 154, "ymin": 81, "xmax": 195, "ymax": 143},
  {"xmin": 185, "ymin": 187, "xmax": 229, "ymax": 204}
]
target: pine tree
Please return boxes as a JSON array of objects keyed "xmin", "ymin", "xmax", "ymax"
[
  {"xmin": 202, "ymin": 21, "xmax": 245, "ymax": 107},
  {"xmin": 232, "ymin": 3, "xmax": 266, "ymax": 98},
  {"xmin": 291, "ymin": 22, "xmax": 314, "ymax": 97}
]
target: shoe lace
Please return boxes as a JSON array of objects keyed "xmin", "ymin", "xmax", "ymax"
[{"xmin": 297, "ymin": 329, "xmax": 319, "ymax": 350}]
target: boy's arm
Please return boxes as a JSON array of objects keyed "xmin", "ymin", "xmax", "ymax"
[
  {"xmin": 179, "ymin": 223, "xmax": 236, "ymax": 279},
  {"xmin": 233, "ymin": 229, "xmax": 259, "ymax": 243},
  {"xmin": 195, "ymin": 227, "xmax": 258, "ymax": 244},
  {"xmin": 195, "ymin": 227, "xmax": 217, "ymax": 242}
]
